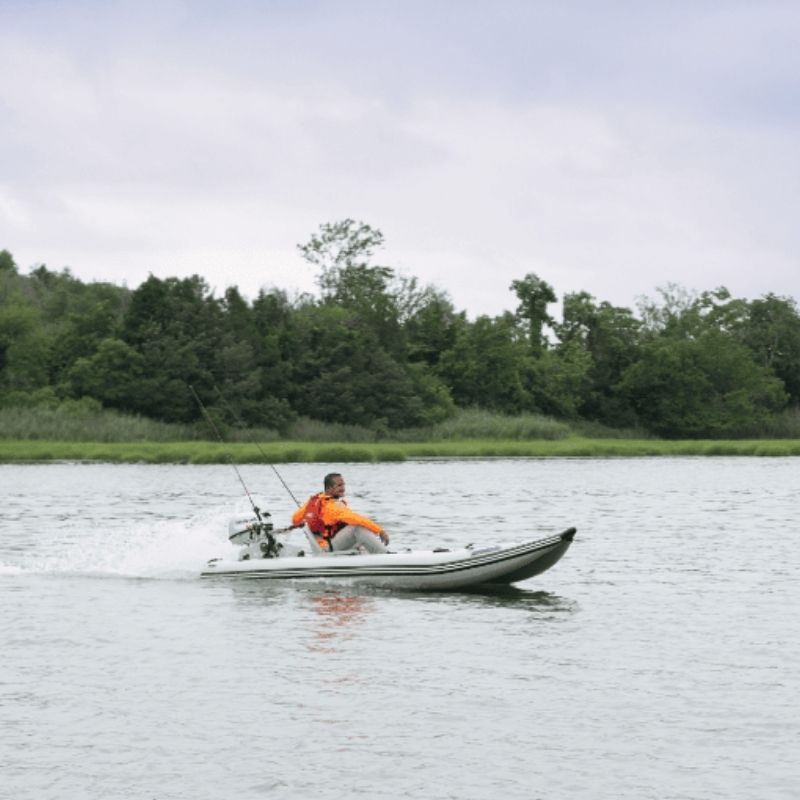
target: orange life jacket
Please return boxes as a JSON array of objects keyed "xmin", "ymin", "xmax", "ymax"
[{"xmin": 303, "ymin": 493, "xmax": 346, "ymax": 542}]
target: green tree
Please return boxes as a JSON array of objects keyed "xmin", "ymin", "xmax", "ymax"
[
  {"xmin": 0, "ymin": 250, "xmax": 17, "ymax": 275},
  {"xmin": 738, "ymin": 294, "xmax": 800, "ymax": 404},
  {"xmin": 406, "ymin": 362, "xmax": 455, "ymax": 425},
  {"xmin": 16, "ymin": 265, "xmax": 130, "ymax": 391},
  {"xmin": 0, "ymin": 263, "xmax": 51, "ymax": 399},
  {"xmin": 50, "ymin": 290, "xmax": 127, "ymax": 383},
  {"xmin": 525, "ymin": 342, "xmax": 592, "ymax": 419},
  {"xmin": 121, "ymin": 275, "xmax": 223, "ymax": 422},
  {"xmin": 298, "ymin": 220, "xmax": 404, "ymax": 355},
  {"xmin": 638, "ymin": 283, "xmax": 702, "ymax": 336},
  {"xmin": 437, "ymin": 313, "xmax": 529, "ymax": 413},
  {"xmin": 299, "ymin": 219, "xmax": 385, "ymax": 286},
  {"xmin": 620, "ymin": 330, "xmax": 787, "ymax": 437},
  {"xmin": 554, "ymin": 292, "xmax": 641, "ymax": 424},
  {"xmin": 246, "ymin": 288, "xmax": 301, "ymax": 430},
  {"xmin": 510, "ymin": 273, "xmax": 556, "ymax": 355},
  {"xmin": 65, "ymin": 338, "xmax": 145, "ymax": 407},
  {"xmin": 0, "ymin": 303, "xmax": 50, "ymax": 397},
  {"xmin": 207, "ymin": 287, "xmax": 295, "ymax": 431},
  {"xmin": 285, "ymin": 303, "xmax": 426, "ymax": 429},
  {"xmin": 405, "ymin": 289, "xmax": 463, "ymax": 368}
]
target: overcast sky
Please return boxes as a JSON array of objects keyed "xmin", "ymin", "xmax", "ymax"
[{"xmin": 1, "ymin": 0, "xmax": 798, "ymax": 317}]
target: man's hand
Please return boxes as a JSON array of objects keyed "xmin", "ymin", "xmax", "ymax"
[{"xmin": 379, "ymin": 530, "xmax": 390, "ymax": 546}]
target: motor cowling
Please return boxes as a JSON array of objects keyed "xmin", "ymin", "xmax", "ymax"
[{"xmin": 228, "ymin": 513, "xmax": 273, "ymax": 545}]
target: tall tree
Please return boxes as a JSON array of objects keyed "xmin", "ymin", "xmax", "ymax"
[
  {"xmin": 0, "ymin": 303, "xmax": 50, "ymax": 397},
  {"xmin": 66, "ymin": 338, "xmax": 145, "ymax": 408},
  {"xmin": 405, "ymin": 289, "xmax": 463, "ymax": 368},
  {"xmin": 218, "ymin": 286, "xmax": 294, "ymax": 430},
  {"xmin": 510, "ymin": 273, "xmax": 556, "ymax": 355},
  {"xmin": 0, "ymin": 250, "xmax": 17, "ymax": 275},
  {"xmin": 739, "ymin": 294, "xmax": 800, "ymax": 405},
  {"xmin": 437, "ymin": 313, "xmax": 530, "ymax": 413},
  {"xmin": 299, "ymin": 219, "xmax": 385, "ymax": 285},
  {"xmin": 285, "ymin": 303, "xmax": 431, "ymax": 429},
  {"xmin": 554, "ymin": 291, "xmax": 641, "ymax": 424},
  {"xmin": 620, "ymin": 330, "xmax": 787, "ymax": 437},
  {"xmin": 121, "ymin": 275, "xmax": 223, "ymax": 422},
  {"xmin": 298, "ymin": 219, "xmax": 404, "ymax": 355}
]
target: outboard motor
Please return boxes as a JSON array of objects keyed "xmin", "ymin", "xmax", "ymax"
[{"xmin": 228, "ymin": 512, "xmax": 281, "ymax": 560}]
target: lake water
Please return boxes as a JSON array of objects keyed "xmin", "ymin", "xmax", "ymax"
[{"xmin": 1, "ymin": 458, "xmax": 798, "ymax": 800}]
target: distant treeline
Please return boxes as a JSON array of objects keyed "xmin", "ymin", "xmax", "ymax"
[{"xmin": 2, "ymin": 220, "xmax": 799, "ymax": 439}]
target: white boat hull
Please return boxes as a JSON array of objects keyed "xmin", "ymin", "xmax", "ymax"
[{"xmin": 201, "ymin": 528, "xmax": 576, "ymax": 591}]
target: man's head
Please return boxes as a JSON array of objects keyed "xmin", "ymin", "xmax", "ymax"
[{"xmin": 324, "ymin": 473, "xmax": 345, "ymax": 497}]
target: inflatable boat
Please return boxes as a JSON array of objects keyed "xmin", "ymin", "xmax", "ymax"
[{"xmin": 201, "ymin": 513, "xmax": 576, "ymax": 591}]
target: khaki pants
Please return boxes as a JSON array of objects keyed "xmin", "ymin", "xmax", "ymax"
[{"xmin": 331, "ymin": 525, "xmax": 386, "ymax": 554}]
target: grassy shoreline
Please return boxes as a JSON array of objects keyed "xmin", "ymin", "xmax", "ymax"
[{"xmin": 2, "ymin": 437, "xmax": 800, "ymax": 463}]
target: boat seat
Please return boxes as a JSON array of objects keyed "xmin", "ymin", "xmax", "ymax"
[
  {"xmin": 303, "ymin": 529, "xmax": 327, "ymax": 555},
  {"xmin": 302, "ymin": 529, "xmax": 370, "ymax": 556}
]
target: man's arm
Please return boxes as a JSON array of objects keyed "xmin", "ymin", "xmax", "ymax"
[
  {"xmin": 291, "ymin": 497, "xmax": 310, "ymax": 526},
  {"xmin": 322, "ymin": 502, "xmax": 383, "ymax": 534}
]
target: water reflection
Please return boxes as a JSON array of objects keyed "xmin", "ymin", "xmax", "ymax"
[
  {"xmin": 426, "ymin": 586, "xmax": 579, "ymax": 615},
  {"xmin": 303, "ymin": 589, "xmax": 376, "ymax": 653},
  {"xmin": 222, "ymin": 580, "xmax": 290, "ymax": 608},
  {"xmin": 223, "ymin": 578, "xmax": 576, "ymax": 618},
  {"xmin": 309, "ymin": 590, "xmax": 374, "ymax": 626}
]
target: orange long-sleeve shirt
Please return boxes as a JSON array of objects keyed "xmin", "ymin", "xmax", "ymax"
[{"xmin": 291, "ymin": 493, "xmax": 383, "ymax": 534}]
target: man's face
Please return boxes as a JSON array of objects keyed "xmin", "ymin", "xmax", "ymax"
[{"xmin": 328, "ymin": 476, "xmax": 346, "ymax": 498}]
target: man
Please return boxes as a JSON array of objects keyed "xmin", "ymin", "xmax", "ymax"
[{"xmin": 292, "ymin": 473, "xmax": 389, "ymax": 554}]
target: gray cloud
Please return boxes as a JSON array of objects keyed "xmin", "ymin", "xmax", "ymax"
[{"xmin": 1, "ymin": 0, "xmax": 798, "ymax": 316}]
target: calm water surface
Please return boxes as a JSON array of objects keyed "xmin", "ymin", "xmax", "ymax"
[{"xmin": 1, "ymin": 458, "xmax": 798, "ymax": 800}]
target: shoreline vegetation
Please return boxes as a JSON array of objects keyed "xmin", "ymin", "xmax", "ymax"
[
  {"xmin": 4, "ymin": 232, "xmax": 800, "ymax": 447},
  {"xmin": 2, "ymin": 405, "xmax": 799, "ymax": 462},
  {"xmin": 2, "ymin": 438, "xmax": 800, "ymax": 463}
]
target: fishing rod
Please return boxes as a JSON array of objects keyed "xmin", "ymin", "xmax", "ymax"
[
  {"xmin": 212, "ymin": 385, "xmax": 301, "ymax": 507},
  {"xmin": 189, "ymin": 384, "xmax": 264, "ymax": 521}
]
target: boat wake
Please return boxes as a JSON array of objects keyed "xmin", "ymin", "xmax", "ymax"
[{"xmin": 0, "ymin": 506, "xmax": 240, "ymax": 581}]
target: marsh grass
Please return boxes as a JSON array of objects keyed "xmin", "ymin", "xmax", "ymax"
[
  {"xmin": 284, "ymin": 417, "xmax": 377, "ymax": 443},
  {"xmin": 567, "ymin": 419, "xmax": 654, "ymax": 439},
  {"xmin": 3, "ymin": 437, "xmax": 800, "ymax": 463},
  {"xmin": 423, "ymin": 409, "xmax": 570, "ymax": 441},
  {"xmin": 0, "ymin": 402, "xmax": 203, "ymax": 442},
  {"xmin": 754, "ymin": 407, "xmax": 800, "ymax": 439},
  {"xmin": 389, "ymin": 409, "xmax": 571, "ymax": 442},
  {"xmin": 0, "ymin": 405, "xmax": 572, "ymax": 444},
  {"xmin": 273, "ymin": 410, "xmax": 571, "ymax": 443},
  {"xmin": 3, "ymin": 403, "xmax": 800, "ymax": 462}
]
